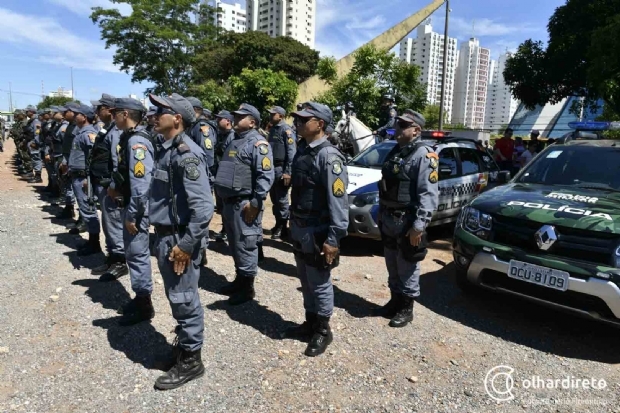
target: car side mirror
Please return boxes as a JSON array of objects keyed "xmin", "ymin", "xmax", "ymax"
[
  {"xmin": 439, "ymin": 166, "xmax": 452, "ymax": 177},
  {"xmin": 497, "ymin": 170, "xmax": 511, "ymax": 184}
]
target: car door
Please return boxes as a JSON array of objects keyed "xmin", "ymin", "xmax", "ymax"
[
  {"xmin": 456, "ymin": 147, "xmax": 488, "ymax": 202},
  {"xmin": 434, "ymin": 147, "xmax": 463, "ymax": 224}
]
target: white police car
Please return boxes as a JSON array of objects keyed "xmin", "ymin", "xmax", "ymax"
[{"xmin": 346, "ymin": 131, "xmax": 509, "ymax": 239}]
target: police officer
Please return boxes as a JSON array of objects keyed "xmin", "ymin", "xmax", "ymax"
[
  {"xmin": 148, "ymin": 93, "xmax": 213, "ymax": 390},
  {"xmin": 67, "ymin": 104, "xmax": 103, "ymax": 255},
  {"xmin": 373, "ymin": 94, "xmax": 398, "ymax": 141},
  {"xmin": 50, "ymin": 106, "xmax": 69, "ymax": 203},
  {"xmin": 267, "ymin": 106, "xmax": 295, "ymax": 240},
  {"xmin": 344, "ymin": 101, "xmax": 357, "ymax": 118},
  {"xmin": 214, "ymin": 103, "xmax": 274, "ymax": 305},
  {"xmin": 57, "ymin": 103, "xmax": 80, "ymax": 220},
  {"xmin": 375, "ymin": 110, "xmax": 439, "ymax": 328},
  {"xmin": 213, "ymin": 110, "xmax": 236, "ymax": 242},
  {"xmin": 107, "ymin": 97, "xmax": 155, "ymax": 326},
  {"xmin": 41, "ymin": 107, "xmax": 59, "ymax": 191},
  {"xmin": 285, "ymin": 102, "xmax": 349, "ymax": 357},
  {"xmin": 86, "ymin": 94, "xmax": 129, "ymax": 281},
  {"xmin": 21, "ymin": 105, "xmax": 41, "ymax": 181},
  {"xmin": 145, "ymin": 106, "xmax": 158, "ymax": 136}
]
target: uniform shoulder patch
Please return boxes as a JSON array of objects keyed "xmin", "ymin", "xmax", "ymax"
[
  {"xmin": 131, "ymin": 143, "xmax": 147, "ymax": 150},
  {"xmin": 88, "ymin": 133, "xmax": 96, "ymax": 143},
  {"xmin": 429, "ymin": 170, "xmax": 438, "ymax": 184},
  {"xmin": 255, "ymin": 140, "xmax": 269, "ymax": 147},
  {"xmin": 204, "ymin": 138, "xmax": 213, "ymax": 150},
  {"xmin": 180, "ymin": 157, "xmax": 200, "ymax": 167},
  {"xmin": 200, "ymin": 124, "xmax": 210, "ymax": 135},
  {"xmin": 258, "ymin": 143, "xmax": 269, "ymax": 155},
  {"xmin": 332, "ymin": 160, "xmax": 342, "ymax": 175},
  {"xmin": 262, "ymin": 156, "xmax": 272, "ymax": 171},
  {"xmin": 332, "ymin": 177, "xmax": 345, "ymax": 197},
  {"xmin": 177, "ymin": 143, "xmax": 190, "ymax": 154},
  {"xmin": 60, "ymin": 126, "xmax": 67, "ymax": 133},
  {"xmin": 185, "ymin": 162, "xmax": 200, "ymax": 181},
  {"xmin": 134, "ymin": 147, "xmax": 146, "ymax": 161},
  {"xmin": 134, "ymin": 161, "xmax": 145, "ymax": 178},
  {"xmin": 426, "ymin": 152, "xmax": 439, "ymax": 160}
]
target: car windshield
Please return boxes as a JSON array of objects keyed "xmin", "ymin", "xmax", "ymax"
[
  {"xmin": 517, "ymin": 145, "xmax": 620, "ymax": 190},
  {"xmin": 348, "ymin": 142, "xmax": 395, "ymax": 168}
]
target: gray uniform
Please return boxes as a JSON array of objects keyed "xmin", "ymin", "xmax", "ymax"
[
  {"xmin": 268, "ymin": 121, "xmax": 296, "ymax": 222},
  {"xmin": 26, "ymin": 117, "xmax": 43, "ymax": 173},
  {"xmin": 69, "ymin": 125, "xmax": 100, "ymax": 233},
  {"xmin": 290, "ymin": 137, "xmax": 349, "ymax": 317},
  {"xmin": 150, "ymin": 133, "xmax": 213, "ymax": 351},
  {"xmin": 376, "ymin": 105, "xmax": 397, "ymax": 140},
  {"xmin": 61, "ymin": 122, "xmax": 79, "ymax": 206},
  {"xmin": 114, "ymin": 126, "xmax": 154, "ymax": 297},
  {"xmin": 378, "ymin": 140, "xmax": 439, "ymax": 298},
  {"xmin": 214, "ymin": 129, "xmax": 275, "ymax": 278}
]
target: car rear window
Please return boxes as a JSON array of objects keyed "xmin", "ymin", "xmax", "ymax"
[{"xmin": 518, "ymin": 146, "xmax": 620, "ymax": 190}]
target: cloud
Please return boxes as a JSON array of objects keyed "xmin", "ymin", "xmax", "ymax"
[
  {"xmin": 0, "ymin": 7, "xmax": 118, "ymax": 73},
  {"xmin": 46, "ymin": 0, "xmax": 132, "ymax": 16},
  {"xmin": 345, "ymin": 15, "xmax": 387, "ymax": 31}
]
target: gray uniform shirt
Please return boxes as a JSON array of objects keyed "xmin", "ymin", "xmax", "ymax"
[
  {"xmin": 150, "ymin": 133, "xmax": 214, "ymax": 253},
  {"xmin": 68, "ymin": 124, "xmax": 97, "ymax": 171},
  {"xmin": 124, "ymin": 126, "xmax": 154, "ymax": 223},
  {"xmin": 268, "ymin": 121, "xmax": 296, "ymax": 176}
]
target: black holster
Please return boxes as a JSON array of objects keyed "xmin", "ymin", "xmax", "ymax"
[{"xmin": 398, "ymin": 231, "xmax": 428, "ymax": 263}]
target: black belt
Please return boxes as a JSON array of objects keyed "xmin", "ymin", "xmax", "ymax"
[
  {"xmin": 291, "ymin": 215, "xmax": 330, "ymax": 228},
  {"xmin": 70, "ymin": 170, "xmax": 87, "ymax": 178},
  {"xmin": 274, "ymin": 160, "xmax": 284, "ymax": 167},
  {"xmin": 154, "ymin": 225, "xmax": 187, "ymax": 236},
  {"xmin": 223, "ymin": 196, "xmax": 252, "ymax": 204}
]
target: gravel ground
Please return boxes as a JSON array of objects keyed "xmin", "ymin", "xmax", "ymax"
[{"xmin": 1, "ymin": 139, "xmax": 620, "ymax": 413}]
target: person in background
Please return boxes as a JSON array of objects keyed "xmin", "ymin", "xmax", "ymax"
[
  {"xmin": 493, "ymin": 128, "xmax": 515, "ymax": 171},
  {"xmin": 530, "ymin": 129, "xmax": 544, "ymax": 153},
  {"xmin": 520, "ymin": 141, "xmax": 538, "ymax": 169},
  {"xmin": 512, "ymin": 136, "xmax": 525, "ymax": 175}
]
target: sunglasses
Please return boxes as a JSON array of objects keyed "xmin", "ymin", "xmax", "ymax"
[
  {"xmin": 397, "ymin": 120, "xmax": 415, "ymax": 129},
  {"xmin": 156, "ymin": 108, "xmax": 177, "ymax": 116},
  {"xmin": 296, "ymin": 117, "xmax": 319, "ymax": 125}
]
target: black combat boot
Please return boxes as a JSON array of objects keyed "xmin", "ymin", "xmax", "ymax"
[
  {"xmin": 77, "ymin": 233, "xmax": 102, "ymax": 256},
  {"xmin": 91, "ymin": 254, "xmax": 114, "ymax": 276},
  {"xmin": 69, "ymin": 220, "xmax": 87, "ymax": 235},
  {"xmin": 218, "ymin": 276, "xmax": 244, "ymax": 296},
  {"xmin": 201, "ymin": 248, "xmax": 208, "ymax": 267},
  {"xmin": 258, "ymin": 242, "xmax": 265, "ymax": 262},
  {"xmin": 304, "ymin": 315, "xmax": 333, "ymax": 357},
  {"xmin": 271, "ymin": 221, "xmax": 283, "ymax": 240},
  {"xmin": 57, "ymin": 205, "xmax": 75, "ymax": 219},
  {"xmin": 389, "ymin": 295, "xmax": 414, "ymax": 328},
  {"xmin": 228, "ymin": 276, "xmax": 256, "ymax": 306},
  {"xmin": 118, "ymin": 295, "xmax": 155, "ymax": 326},
  {"xmin": 284, "ymin": 312, "xmax": 317, "ymax": 341},
  {"xmin": 21, "ymin": 171, "xmax": 34, "ymax": 179},
  {"xmin": 280, "ymin": 221, "xmax": 290, "ymax": 241},
  {"xmin": 27, "ymin": 172, "xmax": 42, "ymax": 184},
  {"xmin": 154, "ymin": 348, "xmax": 205, "ymax": 390},
  {"xmin": 214, "ymin": 227, "xmax": 227, "ymax": 243},
  {"xmin": 371, "ymin": 291, "xmax": 400, "ymax": 319},
  {"xmin": 99, "ymin": 262, "xmax": 129, "ymax": 282}
]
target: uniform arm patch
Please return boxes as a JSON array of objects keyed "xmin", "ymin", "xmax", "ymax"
[
  {"xmin": 133, "ymin": 161, "xmax": 145, "ymax": 178},
  {"xmin": 88, "ymin": 133, "xmax": 97, "ymax": 143},
  {"xmin": 134, "ymin": 147, "xmax": 146, "ymax": 160},
  {"xmin": 261, "ymin": 156, "xmax": 272, "ymax": 170},
  {"xmin": 332, "ymin": 177, "xmax": 345, "ymax": 197},
  {"xmin": 429, "ymin": 170, "xmax": 438, "ymax": 184}
]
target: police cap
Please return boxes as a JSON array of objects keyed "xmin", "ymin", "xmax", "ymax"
[
  {"xmin": 292, "ymin": 101, "xmax": 333, "ymax": 125},
  {"xmin": 215, "ymin": 110, "xmax": 234, "ymax": 122},
  {"xmin": 149, "ymin": 93, "xmax": 195, "ymax": 126},
  {"xmin": 186, "ymin": 97, "xmax": 203, "ymax": 109},
  {"xmin": 233, "ymin": 103, "xmax": 261, "ymax": 124},
  {"xmin": 113, "ymin": 97, "xmax": 145, "ymax": 112},
  {"xmin": 398, "ymin": 109, "xmax": 426, "ymax": 128},
  {"xmin": 73, "ymin": 104, "xmax": 95, "ymax": 118},
  {"xmin": 268, "ymin": 106, "xmax": 286, "ymax": 116}
]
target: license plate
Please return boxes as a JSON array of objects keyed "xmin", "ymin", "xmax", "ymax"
[{"xmin": 507, "ymin": 260, "xmax": 569, "ymax": 292}]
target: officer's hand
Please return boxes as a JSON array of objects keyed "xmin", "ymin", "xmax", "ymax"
[
  {"xmin": 372, "ymin": 130, "xmax": 378, "ymax": 135},
  {"xmin": 406, "ymin": 229, "xmax": 423, "ymax": 247},
  {"xmin": 82, "ymin": 179, "xmax": 88, "ymax": 190},
  {"xmin": 282, "ymin": 173, "xmax": 291, "ymax": 187},
  {"xmin": 242, "ymin": 202, "xmax": 259, "ymax": 224},
  {"xmin": 125, "ymin": 220, "xmax": 138, "ymax": 236},
  {"xmin": 169, "ymin": 245, "xmax": 191, "ymax": 276},
  {"xmin": 322, "ymin": 243, "xmax": 339, "ymax": 265},
  {"xmin": 107, "ymin": 186, "xmax": 119, "ymax": 199},
  {"xmin": 44, "ymin": 155, "xmax": 51, "ymax": 163}
]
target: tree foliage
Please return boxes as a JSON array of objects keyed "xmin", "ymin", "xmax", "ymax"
[
  {"xmin": 192, "ymin": 31, "xmax": 320, "ymax": 84},
  {"xmin": 314, "ymin": 44, "xmax": 426, "ymax": 129},
  {"xmin": 503, "ymin": 0, "xmax": 620, "ymax": 114},
  {"xmin": 37, "ymin": 96, "xmax": 75, "ymax": 109},
  {"xmin": 421, "ymin": 104, "xmax": 449, "ymax": 130},
  {"xmin": 228, "ymin": 69, "xmax": 298, "ymax": 117},
  {"xmin": 185, "ymin": 80, "xmax": 234, "ymax": 114},
  {"xmin": 91, "ymin": 0, "xmax": 219, "ymax": 94}
]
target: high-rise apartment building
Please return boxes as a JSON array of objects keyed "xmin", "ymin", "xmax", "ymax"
[
  {"xmin": 207, "ymin": 1, "xmax": 247, "ymax": 33},
  {"xmin": 484, "ymin": 52, "xmax": 519, "ymax": 132},
  {"xmin": 246, "ymin": 0, "xmax": 316, "ymax": 48},
  {"xmin": 452, "ymin": 38, "xmax": 490, "ymax": 129},
  {"xmin": 399, "ymin": 23, "xmax": 458, "ymax": 123}
]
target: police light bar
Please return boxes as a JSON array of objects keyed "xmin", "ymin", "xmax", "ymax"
[
  {"xmin": 422, "ymin": 130, "xmax": 452, "ymax": 138},
  {"xmin": 567, "ymin": 121, "xmax": 610, "ymax": 131}
]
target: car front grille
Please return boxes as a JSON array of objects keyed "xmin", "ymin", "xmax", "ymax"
[{"xmin": 491, "ymin": 215, "xmax": 619, "ymax": 266}]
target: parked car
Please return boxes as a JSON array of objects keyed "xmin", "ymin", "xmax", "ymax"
[{"xmin": 346, "ymin": 132, "xmax": 510, "ymax": 239}]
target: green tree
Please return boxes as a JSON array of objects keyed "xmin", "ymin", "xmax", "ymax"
[
  {"xmin": 37, "ymin": 96, "xmax": 75, "ymax": 109},
  {"xmin": 228, "ymin": 69, "xmax": 298, "ymax": 117},
  {"xmin": 503, "ymin": 0, "xmax": 620, "ymax": 114},
  {"xmin": 185, "ymin": 80, "xmax": 234, "ymax": 114},
  {"xmin": 91, "ymin": 0, "xmax": 219, "ymax": 94},
  {"xmin": 193, "ymin": 31, "xmax": 320, "ymax": 84},
  {"xmin": 314, "ymin": 44, "xmax": 426, "ymax": 129},
  {"xmin": 421, "ymin": 104, "xmax": 448, "ymax": 130}
]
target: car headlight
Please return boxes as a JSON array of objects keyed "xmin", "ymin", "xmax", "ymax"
[
  {"xmin": 353, "ymin": 191, "xmax": 380, "ymax": 207},
  {"xmin": 460, "ymin": 207, "xmax": 492, "ymax": 240}
]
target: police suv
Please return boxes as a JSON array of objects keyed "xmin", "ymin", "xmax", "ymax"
[{"xmin": 346, "ymin": 131, "xmax": 509, "ymax": 239}]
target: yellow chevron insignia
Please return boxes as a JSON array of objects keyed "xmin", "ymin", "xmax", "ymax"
[
  {"xmin": 134, "ymin": 161, "xmax": 145, "ymax": 178},
  {"xmin": 332, "ymin": 177, "xmax": 345, "ymax": 197},
  {"xmin": 262, "ymin": 156, "xmax": 272, "ymax": 171}
]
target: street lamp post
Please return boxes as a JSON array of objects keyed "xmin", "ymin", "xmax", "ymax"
[{"xmin": 438, "ymin": 0, "xmax": 450, "ymax": 131}]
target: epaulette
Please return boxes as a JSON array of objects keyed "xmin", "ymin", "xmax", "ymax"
[
  {"xmin": 178, "ymin": 143, "xmax": 191, "ymax": 154},
  {"xmin": 255, "ymin": 140, "xmax": 269, "ymax": 147}
]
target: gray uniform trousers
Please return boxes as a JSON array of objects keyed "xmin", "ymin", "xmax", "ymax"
[
  {"xmin": 30, "ymin": 145, "xmax": 42, "ymax": 173},
  {"xmin": 222, "ymin": 199, "xmax": 262, "ymax": 278},
  {"xmin": 72, "ymin": 176, "xmax": 101, "ymax": 233},
  {"xmin": 290, "ymin": 221, "xmax": 334, "ymax": 317},
  {"xmin": 122, "ymin": 210, "xmax": 153, "ymax": 297},
  {"xmin": 379, "ymin": 210, "xmax": 421, "ymax": 298},
  {"xmin": 269, "ymin": 167, "xmax": 290, "ymax": 222},
  {"xmin": 97, "ymin": 186, "xmax": 124, "ymax": 256},
  {"xmin": 154, "ymin": 232, "xmax": 204, "ymax": 351}
]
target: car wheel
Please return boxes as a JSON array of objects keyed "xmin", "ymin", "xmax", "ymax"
[{"xmin": 455, "ymin": 266, "xmax": 481, "ymax": 295}]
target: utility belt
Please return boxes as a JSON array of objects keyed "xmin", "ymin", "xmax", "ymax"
[
  {"xmin": 291, "ymin": 215, "xmax": 330, "ymax": 228},
  {"xmin": 154, "ymin": 225, "xmax": 187, "ymax": 237},
  {"xmin": 70, "ymin": 170, "xmax": 87, "ymax": 178},
  {"xmin": 91, "ymin": 176, "xmax": 112, "ymax": 188},
  {"xmin": 274, "ymin": 160, "xmax": 285, "ymax": 167},
  {"xmin": 291, "ymin": 230, "xmax": 339, "ymax": 270},
  {"xmin": 222, "ymin": 196, "xmax": 252, "ymax": 204}
]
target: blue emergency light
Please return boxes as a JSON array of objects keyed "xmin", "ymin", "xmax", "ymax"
[
  {"xmin": 386, "ymin": 129, "xmax": 396, "ymax": 135},
  {"xmin": 568, "ymin": 121, "xmax": 610, "ymax": 131}
]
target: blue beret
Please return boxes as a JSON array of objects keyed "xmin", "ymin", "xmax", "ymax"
[
  {"xmin": 113, "ymin": 97, "xmax": 145, "ymax": 112},
  {"xmin": 292, "ymin": 101, "xmax": 333, "ymax": 125},
  {"xmin": 233, "ymin": 103, "xmax": 261, "ymax": 124}
]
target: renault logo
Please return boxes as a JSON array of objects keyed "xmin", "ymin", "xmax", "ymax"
[{"xmin": 535, "ymin": 225, "xmax": 557, "ymax": 251}]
